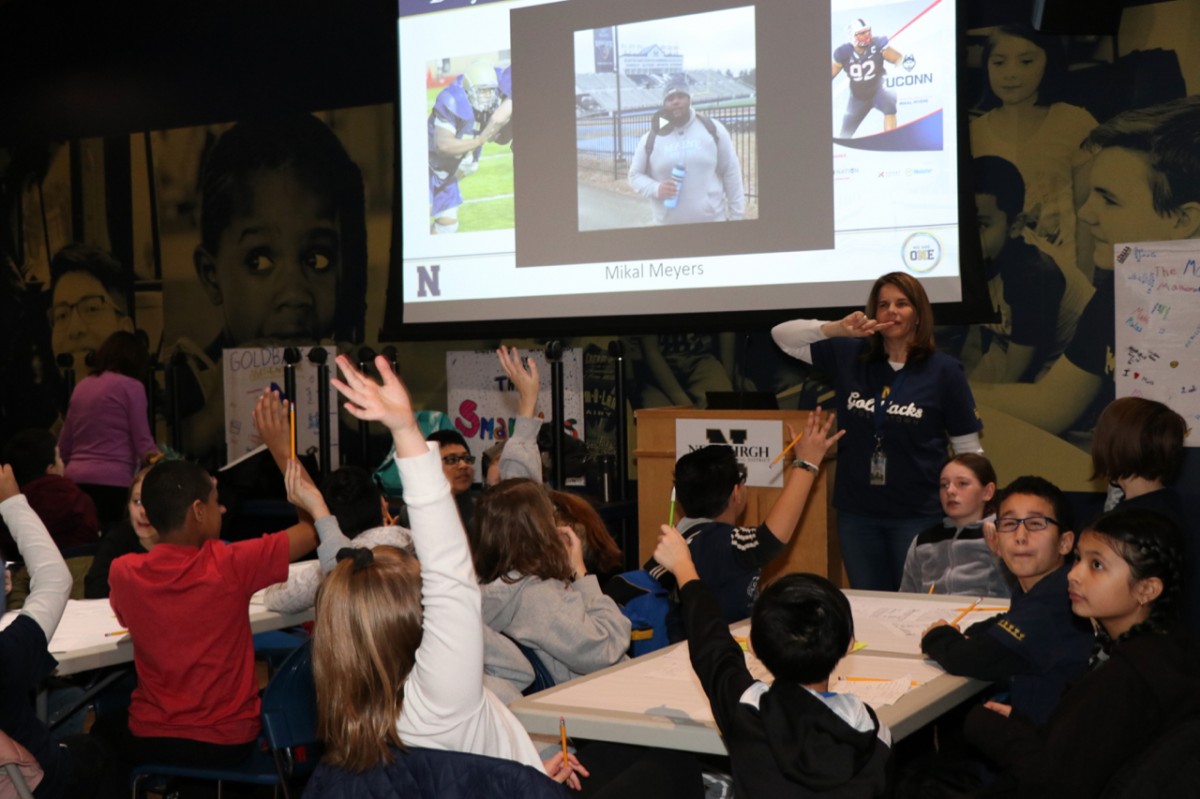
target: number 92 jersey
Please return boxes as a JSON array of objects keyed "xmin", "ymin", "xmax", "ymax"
[{"xmin": 834, "ymin": 36, "xmax": 890, "ymax": 99}]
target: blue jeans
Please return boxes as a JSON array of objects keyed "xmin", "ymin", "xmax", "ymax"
[{"xmin": 837, "ymin": 511, "xmax": 942, "ymax": 591}]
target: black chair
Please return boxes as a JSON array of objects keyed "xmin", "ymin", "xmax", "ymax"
[
  {"xmin": 129, "ymin": 640, "xmax": 320, "ymax": 799},
  {"xmin": 1100, "ymin": 716, "xmax": 1200, "ymax": 798}
]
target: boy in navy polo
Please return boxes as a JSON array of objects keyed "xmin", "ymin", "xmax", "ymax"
[
  {"xmin": 920, "ymin": 476, "xmax": 1092, "ymax": 725},
  {"xmin": 643, "ymin": 410, "xmax": 843, "ymax": 635}
]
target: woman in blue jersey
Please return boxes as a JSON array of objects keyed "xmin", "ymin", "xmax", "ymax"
[{"xmin": 772, "ymin": 272, "xmax": 982, "ymax": 590}]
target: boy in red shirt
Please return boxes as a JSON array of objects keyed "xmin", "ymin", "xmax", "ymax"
[{"xmin": 99, "ymin": 459, "xmax": 315, "ymax": 768}]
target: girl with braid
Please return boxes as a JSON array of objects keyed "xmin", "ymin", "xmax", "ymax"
[{"xmin": 962, "ymin": 508, "xmax": 1200, "ymax": 798}]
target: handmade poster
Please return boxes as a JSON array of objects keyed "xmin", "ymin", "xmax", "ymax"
[
  {"xmin": 1114, "ymin": 240, "xmax": 1200, "ymax": 444},
  {"xmin": 446, "ymin": 348, "xmax": 585, "ymax": 482}
]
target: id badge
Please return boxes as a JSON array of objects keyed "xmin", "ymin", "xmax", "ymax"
[{"xmin": 869, "ymin": 450, "xmax": 887, "ymax": 486}]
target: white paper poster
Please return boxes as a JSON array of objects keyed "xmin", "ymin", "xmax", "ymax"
[
  {"xmin": 222, "ymin": 346, "xmax": 340, "ymax": 461},
  {"xmin": 674, "ymin": 418, "xmax": 786, "ymax": 488},
  {"xmin": 1114, "ymin": 241, "xmax": 1200, "ymax": 444},
  {"xmin": 446, "ymin": 349, "xmax": 585, "ymax": 482}
]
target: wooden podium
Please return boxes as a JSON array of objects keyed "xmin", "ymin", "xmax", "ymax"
[{"xmin": 633, "ymin": 407, "xmax": 842, "ymax": 586}]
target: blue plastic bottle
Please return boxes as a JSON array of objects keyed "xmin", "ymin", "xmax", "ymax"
[{"xmin": 663, "ymin": 163, "xmax": 685, "ymax": 209}]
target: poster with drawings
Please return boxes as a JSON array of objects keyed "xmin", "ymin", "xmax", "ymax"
[
  {"xmin": 446, "ymin": 348, "xmax": 585, "ymax": 483},
  {"xmin": 1114, "ymin": 240, "xmax": 1200, "ymax": 445},
  {"xmin": 222, "ymin": 345, "xmax": 340, "ymax": 462}
]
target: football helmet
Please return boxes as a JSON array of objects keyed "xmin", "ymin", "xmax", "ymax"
[
  {"xmin": 848, "ymin": 18, "xmax": 872, "ymax": 47},
  {"xmin": 462, "ymin": 61, "xmax": 500, "ymax": 114}
]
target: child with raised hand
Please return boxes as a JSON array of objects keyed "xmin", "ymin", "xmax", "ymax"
[
  {"xmin": 0, "ymin": 462, "xmax": 94, "ymax": 799},
  {"xmin": 487, "ymin": 345, "xmax": 544, "ymax": 485},
  {"xmin": 965, "ymin": 508, "xmax": 1200, "ymax": 797},
  {"xmin": 98, "ymin": 457, "xmax": 317, "ymax": 771},
  {"xmin": 653, "ymin": 524, "xmax": 891, "ymax": 798},
  {"xmin": 899, "ymin": 454, "xmax": 1009, "ymax": 597},
  {"xmin": 920, "ymin": 476, "xmax": 1092, "ymax": 726},
  {"xmin": 311, "ymin": 354, "xmax": 582, "ymax": 789},
  {"xmin": 248, "ymin": 389, "xmax": 412, "ymax": 614}
]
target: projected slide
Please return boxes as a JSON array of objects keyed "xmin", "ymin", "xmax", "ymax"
[{"xmin": 395, "ymin": 0, "xmax": 962, "ymax": 328}]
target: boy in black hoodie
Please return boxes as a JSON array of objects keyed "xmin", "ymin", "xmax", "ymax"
[{"xmin": 654, "ymin": 524, "xmax": 891, "ymax": 798}]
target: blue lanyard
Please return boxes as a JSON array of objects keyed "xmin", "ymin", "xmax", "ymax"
[{"xmin": 873, "ymin": 367, "xmax": 908, "ymax": 440}]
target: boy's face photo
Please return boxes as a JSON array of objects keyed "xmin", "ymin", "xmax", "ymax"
[
  {"xmin": 976, "ymin": 193, "xmax": 1011, "ymax": 262},
  {"xmin": 1078, "ymin": 146, "xmax": 1200, "ymax": 270},
  {"xmin": 195, "ymin": 165, "xmax": 341, "ymax": 345},
  {"xmin": 995, "ymin": 493, "xmax": 1074, "ymax": 592},
  {"xmin": 50, "ymin": 270, "xmax": 134, "ymax": 375}
]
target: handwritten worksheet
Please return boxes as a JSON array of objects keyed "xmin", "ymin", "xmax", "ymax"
[
  {"xmin": 846, "ymin": 594, "xmax": 1008, "ymax": 655},
  {"xmin": 1114, "ymin": 240, "xmax": 1200, "ymax": 441}
]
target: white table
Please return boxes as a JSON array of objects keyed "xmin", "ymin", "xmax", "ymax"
[
  {"xmin": 510, "ymin": 589, "xmax": 1009, "ymax": 753},
  {"xmin": 3, "ymin": 596, "xmax": 313, "ymax": 721}
]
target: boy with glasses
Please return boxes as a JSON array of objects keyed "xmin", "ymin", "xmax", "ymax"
[{"xmin": 921, "ymin": 476, "xmax": 1092, "ymax": 725}]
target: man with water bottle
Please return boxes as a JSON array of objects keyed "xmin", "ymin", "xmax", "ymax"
[{"xmin": 628, "ymin": 78, "xmax": 745, "ymax": 226}]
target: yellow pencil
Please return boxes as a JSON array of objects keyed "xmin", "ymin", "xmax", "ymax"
[
  {"xmin": 105, "ymin": 629, "xmax": 129, "ymax": 637},
  {"xmin": 842, "ymin": 676, "xmax": 921, "ymax": 687},
  {"xmin": 559, "ymin": 716, "xmax": 569, "ymax": 768},
  {"xmin": 954, "ymin": 606, "xmax": 1007, "ymax": 613},
  {"xmin": 289, "ymin": 403, "xmax": 296, "ymax": 461},
  {"xmin": 770, "ymin": 431, "xmax": 805, "ymax": 466},
  {"xmin": 949, "ymin": 599, "xmax": 980, "ymax": 626},
  {"xmin": 928, "ymin": 583, "xmax": 935, "ymax": 594}
]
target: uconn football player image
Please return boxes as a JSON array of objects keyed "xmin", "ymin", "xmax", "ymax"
[
  {"xmin": 832, "ymin": 19, "xmax": 903, "ymax": 138},
  {"xmin": 427, "ymin": 60, "xmax": 513, "ymax": 234}
]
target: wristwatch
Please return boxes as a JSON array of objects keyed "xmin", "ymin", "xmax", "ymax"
[{"xmin": 792, "ymin": 458, "xmax": 820, "ymax": 474}]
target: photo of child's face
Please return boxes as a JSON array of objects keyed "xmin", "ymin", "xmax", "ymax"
[
  {"xmin": 987, "ymin": 35, "xmax": 1046, "ymax": 107},
  {"xmin": 51, "ymin": 270, "xmax": 134, "ymax": 378},
  {"xmin": 1077, "ymin": 146, "xmax": 1197, "ymax": 270},
  {"xmin": 195, "ymin": 165, "xmax": 340, "ymax": 345}
]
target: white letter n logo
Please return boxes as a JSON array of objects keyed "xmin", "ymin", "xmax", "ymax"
[{"xmin": 417, "ymin": 265, "xmax": 441, "ymax": 297}]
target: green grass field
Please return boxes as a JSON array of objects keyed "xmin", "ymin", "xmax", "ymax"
[{"xmin": 427, "ymin": 86, "xmax": 515, "ymax": 233}]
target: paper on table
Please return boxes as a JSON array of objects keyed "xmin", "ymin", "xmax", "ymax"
[
  {"xmin": 832, "ymin": 677, "xmax": 911, "ymax": 707},
  {"xmin": 829, "ymin": 653, "xmax": 947, "ymax": 707},
  {"xmin": 848, "ymin": 594, "xmax": 1009, "ymax": 655},
  {"xmin": 12, "ymin": 599, "xmax": 129, "ymax": 652},
  {"xmin": 536, "ymin": 644, "xmax": 713, "ymax": 723}
]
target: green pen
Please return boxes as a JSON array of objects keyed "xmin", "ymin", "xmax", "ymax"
[{"xmin": 668, "ymin": 487, "xmax": 676, "ymax": 526}]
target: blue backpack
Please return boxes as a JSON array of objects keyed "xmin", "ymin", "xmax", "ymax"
[{"xmin": 603, "ymin": 569, "xmax": 672, "ymax": 657}]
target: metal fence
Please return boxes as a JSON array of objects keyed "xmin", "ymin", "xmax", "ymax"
[{"xmin": 576, "ymin": 102, "xmax": 758, "ymax": 200}]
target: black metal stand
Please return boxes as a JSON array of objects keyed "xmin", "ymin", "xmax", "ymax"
[
  {"xmin": 56, "ymin": 353, "xmax": 75, "ymax": 411},
  {"xmin": 166, "ymin": 351, "xmax": 187, "ymax": 454},
  {"xmin": 545, "ymin": 340, "xmax": 565, "ymax": 489},
  {"xmin": 608, "ymin": 340, "xmax": 629, "ymax": 501},
  {"xmin": 308, "ymin": 346, "xmax": 332, "ymax": 477},
  {"xmin": 356, "ymin": 346, "xmax": 376, "ymax": 466}
]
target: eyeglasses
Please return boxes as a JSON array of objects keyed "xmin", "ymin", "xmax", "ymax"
[
  {"xmin": 442, "ymin": 454, "xmax": 476, "ymax": 467},
  {"xmin": 996, "ymin": 516, "xmax": 1058, "ymax": 533},
  {"xmin": 50, "ymin": 294, "xmax": 122, "ymax": 327}
]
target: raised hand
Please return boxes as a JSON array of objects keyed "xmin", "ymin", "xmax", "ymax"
[
  {"xmin": 794, "ymin": 407, "xmax": 846, "ymax": 465},
  {"xmin": 496, "ymin": 345, "xmax": 540, "ymax": 418},
  {"xmin": 285, "ymin": 459, "xmax": 329, "ymax": 520},
  {"xmin": 331, "ymin": 355, "xmax": 425, "ymax": 458},
  {"xmin": 252, "ymin": 389, "xmax": 292, "ymax": 463}
]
